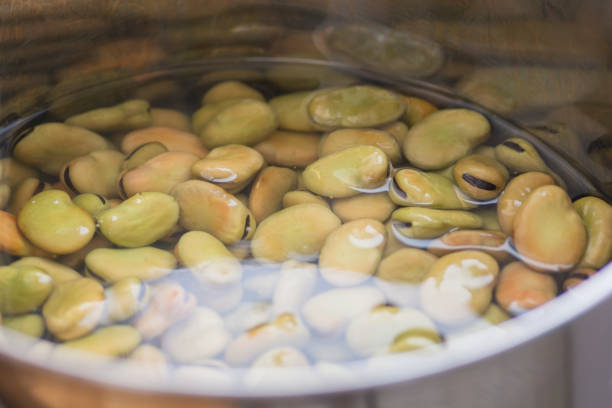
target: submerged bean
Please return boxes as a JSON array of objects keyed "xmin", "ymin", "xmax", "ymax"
[
  {"xmin": 11, "ymin": 257, "xmax": 80, "ymax": 284},
  {"xmin": 495, "ymin": 262, "xmax": 557, "ymax": 315},
  {"xmin": 122, "ymin": 126, "xmax": 208, "ymax": 158},
  {"xmin": 389, "ymin": 168, "xmax": 474, "ymax": 209},
  {"xmin": 563, "ymin": 268, "xmax": 596, "ymax": 291},
  {"xmin": 133, "ymin": 281, "xmax": 197, "ymax": 340},
  {"xmin": 428, "ymin": 229, "xmax": 510, "ymax": 262},
  {"xmin": 346, "ymin": 306, "xmax": 439, "ymax": 356},
  {"xmin": 121, "ymin": 140, "xmax": 168, "ymax": 173},
  {"xmin": 86, "ymin": 247, "xmax": 176, "ymax": 283},
  {"xmin": 3, "ymin": 313, "xmax": 45, "ymax": 338},
  {"xmin": 174, "ymin": 231, "xmax": 242, "ymax": 286},
  {"xmin": 249, "ymin": 167, "xmax": 298, "ymax": 223},
  {"xmin": 0, "ymin": 265, "xmax": 52, "ymax": 315},
  {"xmin": 453, "ymin": 154, "xmax": 509, "ymax": 200},
  {"xmin": 392, "ymin": 207, "xmax": 483, "ymax": 239},
  {"xmin": 331, "ymin": 193, "xmax": 395, "ymax": 222},
  {"xmin": 150, "ymin": 108, "xmax": 191, "ymax": 132},
  {"xmin": 513, "ymin": 185, "xmax": 586, "ymax": 271},
  {"xmin": 254, "ymin": 131, "xmax": 320, "ymax": 168},
  {"xmin": 420, "ymin": 251, "xmax": 499, "ymax": 326},
  {"xmin": 191, "ymin": 144, "xmax": 264, "ymax": 194},
  {"xmin": 161, "ymin": 307, "xmax": 231, "ymax": 364},
  {"xmin": 103, "ymin": 278, "xmax": 149, "ymax": 324},
  {"xmin": 194, "ymin": 99, "xmax": 277, "ymax": 148},
  {"xmin": 403, "ymin": 109, "xmax": 490, "ymax": 170},
  {"xmin": 282, "ymin": 190, "xmax": 329, "ymax": 209},
  {"xmin": 118, "ymin": 151, "xmax": 199, "ymax": 198},
  {"xmin": 60, "ymin": 325, "xmax": 141, "ymax": 358},
  {"xmin": 573, "ymin": 196, "xmax": 612, "ymax": 269},
  {"xmin": 496, "ymin": 172, "xmax": 555, "ymax": 235},
  {"xmin": 319, "ymin": 219, "xmax": 386, "ymax": 286},
  {"xmin": 96, "ymin": 192, "xmax": 179, "ymax": 247},
  {"xmin": 319, "ymin": 128, "xmax": 402, "ymax": 164},
  {"xmin": 308, "ymin": 86, "xmax": 404, "ymax": 128},
  {"xmin": 65, "ymin": 99, "xmax": 152, "ymax": 132},
  {"xmin": 18, "ymin": 190, "xmax": 95, "ymax": 254},
  {"xmin": 269, "ymin": 90, "xmax": 331, "ymax": 132},
  {"xmin": 301, "ymin": 287, "xmax": 384, "ymax": 336},
  {"xmin": 224, "ymin": 313, "xmax": 310, "ymax": 366},
  {"xmin": 302, "ymin": 145, "xmax": 389, "ymax": 198},
  {"xmin": 13, "ymin": 123, "xmax": 112, "ymax": 175},
  {"xmin": 61, "ymin": 149, "xmax": 124, "ymax": 198},
  {"xmin": 273, "ymin": 261, "xmax": 318, "ymax": 316},
  {"xmin": 9, "ymin": 177, "xmax": 50, "ymax": 215},
  {"xmin": 494, "ymin": 137, "xmax": 549, "ymax": 174},
  {"xmin": 251, "ymin": 203, "xmax": 341, "ymax": 263},
  {"xmin": 202, "ymin": 81, "xmax": 264, "ymax": 104},
  {"xmin": 397, "ymin": 95, "xmax": 437, "ymax": 126},
  {"xmin": 172, "ymin": 180, "xmax": 255, "ymax": 245},
  {"xmin": 42, "ymin": 278, "xmax": 105, "ymax": 340}
]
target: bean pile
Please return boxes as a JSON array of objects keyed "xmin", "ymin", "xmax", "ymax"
[{"xmin": 0, "ymin": 80, "xmax": 611, "ymax": 382}]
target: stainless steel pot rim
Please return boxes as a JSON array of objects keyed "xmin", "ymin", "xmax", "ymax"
[{"xmin": 0, "ymin": 58, "xmax": 609, "ymax": 398}]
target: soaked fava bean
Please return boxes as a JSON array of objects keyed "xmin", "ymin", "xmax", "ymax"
[
  {"xmin": 121, "ymin": 141, "xmax": 168, "ymax": 172},
  {"xmin": 103, "ymin": 278, "xmax": 149, "ymax": 324},
  {"xmin": 403, "ymin": 109, "xmax": 490, "ymax": 170},
  {"xmin": 273, "ymin": 261, "xmax": 318, "ymax": 316},
  {"xmin": 453, "ymin": 154, "xmax": 509, "ymax": 200},
  {"xmin": 495, "ymin": 138, "xmax": 549, "ymax": 174},
  {"xmin": 282, "ymin": 190, "xmax": 329, "ymax": 209},
  {"xmin": 128, "ymin": 344, "xmax": 168, "ymax": 371},
  {"xmin": 251, "ymin": 203, "xmax": 341, "ymax": 263},
  {"xmin": 60, "ymin": 150, "xmax": 125, "ymax": 198},
  {"xmin": 9, "ymin": 177, "xmax": 50, "ymax": 215},
  {"xmin": 308, "ymin": 85, "xmax": 404, "ymax": 128},
  {"xmin": 192, "ymin": 144, "xmax": 264, "ymax": 194},
  {"xmin": 250, "ymin": 347, "xmax": 309, "ymax": 368},
  {"xmin": 150, "ymin": 108, "xmax": 191, "ymax": 132},
  {"xmin": 249, "ymin": 167, "xmax": 298, "ymax": 223},
  {"xmin": 319, "ymin": 128, "xmax": 402, "ymax": 164},
  {"xmin": 429, "ymin": 230, "xmax": 510, "ymax": 262},
  {"xmin": 85, "ymin": 247, "xmax": 176, "ymax": 283},
  {"xmin": 420, "ymin": 251, "xmax": 499, "ymax": 326},
  {"xmin": 96, "ymin": 192, "xmax": 179, "ymax": 247},
  {"xmin": 13, "ymin": 123, "xmax": 112, "ymax": 175},
  {"xmin": 224, "ymin": 313, "xmax": 310, "ymax": 366},
  {"xmin": 174, "ymin": 231, "xmax": 242, "ymax": 286},
  {"xmin": 254, "ymin": 131, "xmax": 320, "ymax": 168},
  {"xmin": 72, "ymin": 193, "xmax": 109, "ymax": 217},
  {"xmin": 0, "ymin": 184, "xmax": 9, "ymax": 210},
  {"xmin": 60, "ymin": 325, "xmax": 141, "ymax": 358},
  {"xmin": 202, "ymin": 80, "xmax": 264, "ymax": 104},
  {"xmin": 0, "ymin": 265, "xmax": 52, "ymax": 315},
  {"xmin": 193, "ymin": 99, "xmax": 277, "ymax": 148},
  {"xmin": 42, "ymin": 278, "xmax": 104, "ymax": 340},
  {"xmin": 381, "ymin": 121, "xmax": 410, "ymax": 146},
  {"xmin": 574, "ymin": 196, "xmax": 612, "ymax": 269},
  {"xmin": 392, "ymin": 207, "xmax": 484, "ymax": 239},
  {"xmin": 482, "ymin": 303, "xmax": 511, "ymax": 325},
  {"xmin": 513, "ymin": 185, "xmax": 586, "ymax": 271},
  {"xmin": 563, "ymin": 268, "xmax": 596, "ymax": 291},
  {"xmin": 0, "ymin": 210, "xmax": 40, "ymax": 257},
  {"xmin": 133, "ymin": 281, "xmax": 196, "ymax": 340},
  {"xmin": 18, "ymin": 190, "xmax": 95, "ymax": 254},
  {"xmin": 302, "ymin": 145, "xmax": 389, "ymax": 198},
  {"xmin": 0, "ymin": 158, "xmax": 38, "ymax": 188},
  {"xmin": 319, "ymin": 219, "xmax": 386, "ymax": 286},
  {"xmin": 122, "ymin": 127, "xmax": 208, "ymax": 158},
  {"xmin": 161, "ymin": 307, "xmax": 231, "ymax": 364},
  {"xmin": 496, "ymin": 262, "xmax": 557, "ymax": 315},
  {"xmin": 118, "ymin": 151, "xmax": 199, "ymax": 198},
  {"xmin": 57, "ymin": 234, "xmax": 113, "ymax": 270},
  {"xmin": 396, "ymin": 95, "xmax": 437, "ymax": 126},
  {"xmin": 3, "ymin": 313, "xmax": 45, "ymax": 338},
  {"xmin": 473, "ymin": 145, "xmax": 497, "ymax": 159},
  {"xmin": 172, "ymin": 180, "xmax": 255, "ymax": 245},
  {"xmin": 331, "ymin": 193, "xmax": 395, "ymax": 223},
  {"xmin": 374, "ymin": 248, "xmax": 437, "ymax": 307},
  {"xmin": 346, "ymin": 306, "xmax": 439, "ymax": 357},
  {"xmin": 497, "ymin": 172, "xmax": 555, "ymax": 235},
  {"xmin": 269, "ymin": 90, "xmax": 332, "ymax": 132},
  {"xmin": 65, "ymin": 99, "xmax": 152, "ymax": 132},
  {"xmin": 301, "ymin": 287, "xmax": 384, "ymax": 336},
  {"xmin": 473, "ymin": 207, "xmax": 501, "ymax": 231},
  {"xmin": 389, "ymin": 169, "xmax": 474, "ymax": 209},
  {"xmin": 226, "ymin": 302, "xmax": 273, "ymax": 334},
  {"xmin": 11, "ymin": 257, "xmax": 80, "ymax": 284}
]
